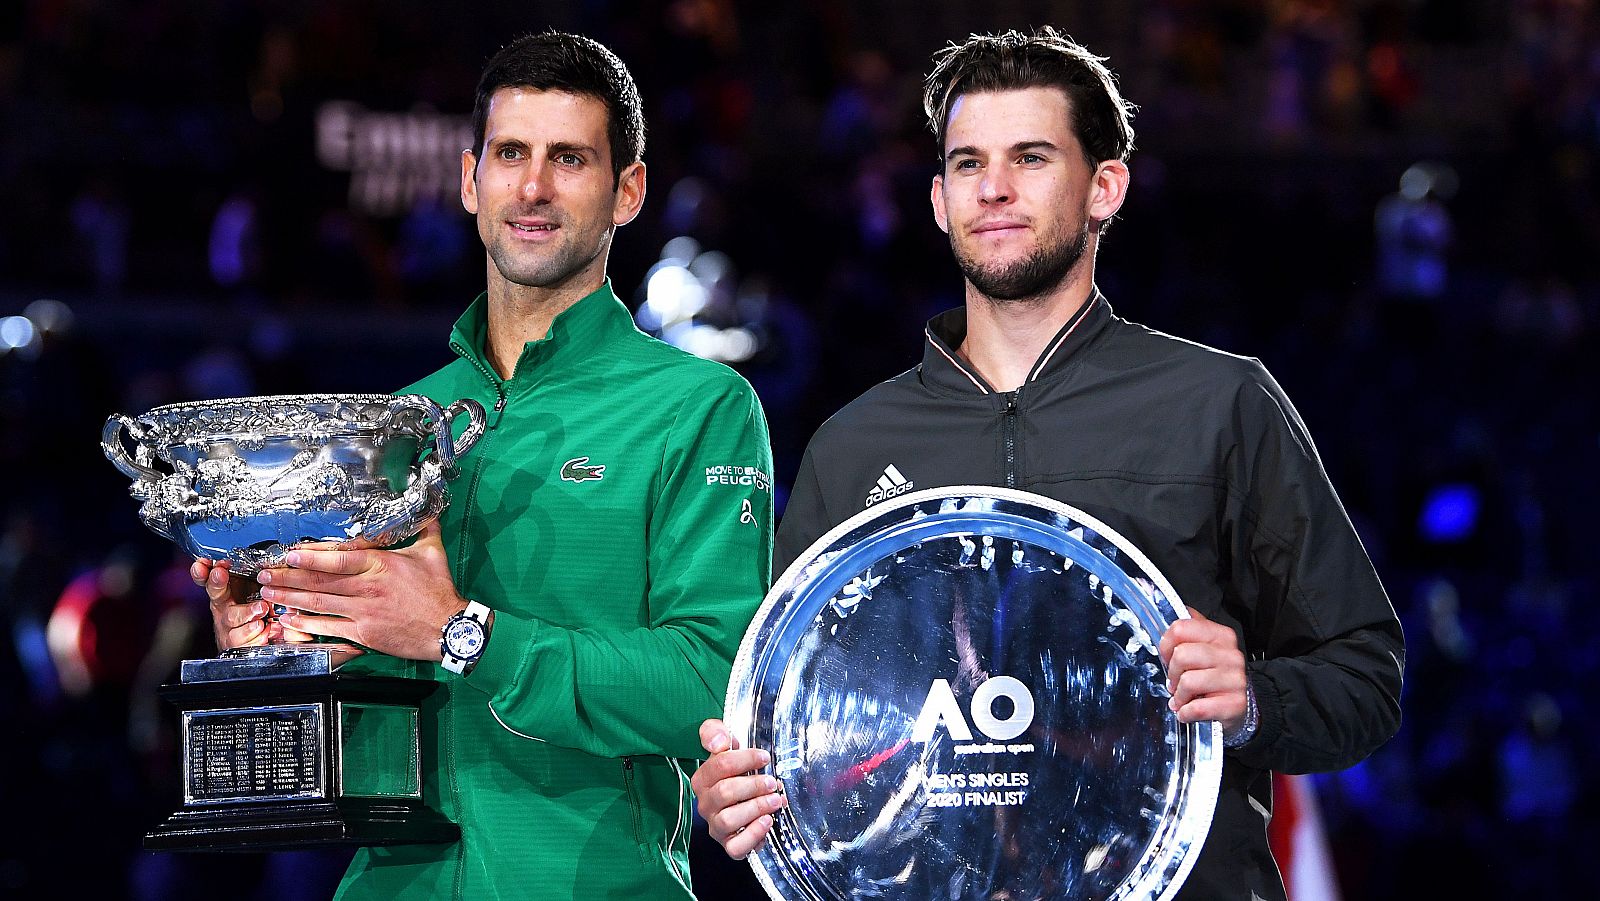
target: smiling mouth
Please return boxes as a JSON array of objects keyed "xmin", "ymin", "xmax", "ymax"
[{"xmin": 510, "ymin": 222, "xmax": 557, "ymax": 233}]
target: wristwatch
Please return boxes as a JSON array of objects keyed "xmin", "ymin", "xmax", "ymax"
[{"xmin": 441, "ymin": 600, "xmax": 492, "ymax": 675}]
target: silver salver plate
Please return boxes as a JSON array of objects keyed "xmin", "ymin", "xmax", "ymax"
[{"xmin": 726, "ymin": 487, "xmax": 1222, "ymax": 900}]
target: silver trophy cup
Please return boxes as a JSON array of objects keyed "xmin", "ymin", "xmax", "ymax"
[
  {"xmin": 101, "ymin": 393, "xmax": 484, "ymax": 850},
  {"xmin": 103, "ymin": 392, "xmax": 485, "ymax": 665},
  {"xmin": 102, "ymin": 392, "xmax": 486, "ymax": 574}
]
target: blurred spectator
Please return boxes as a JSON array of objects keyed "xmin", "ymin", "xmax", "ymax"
[
  {"xmin": 1375, "ymin": 161, "xmax": 1455, "ymax": 303},
  {"xmin": 209, "ymin": 187, "xmax": 264, "ymax": 292},
  {"xmin": 69, "ymin": 173, "xmax": 130, "ymax": 295}
]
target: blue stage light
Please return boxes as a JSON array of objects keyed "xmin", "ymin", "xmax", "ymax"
[{"xmin": 1419, "ymin": 483, "xmax": 1480, "ymax": 543}]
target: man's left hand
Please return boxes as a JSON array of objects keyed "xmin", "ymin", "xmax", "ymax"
[
  {"xmin": 1158, "ymin": 607, "xmax": 1248, "ymax": 733},
  {"xmin": 256, "ymin": 520, "xmax": 466, "ymax": 661}
]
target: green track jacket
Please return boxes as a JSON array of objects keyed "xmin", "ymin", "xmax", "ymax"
[{"xmin": 335, "ymin": 283, "xmax": 773, "ymax": 900}]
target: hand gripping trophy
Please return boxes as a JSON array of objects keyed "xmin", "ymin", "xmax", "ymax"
[{"xmin": 102, "ymin": 393, "xmax": 486, "ymax": 851}]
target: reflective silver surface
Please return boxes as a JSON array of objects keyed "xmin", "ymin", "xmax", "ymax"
[
  {"xmin": 727, "ymin": 487, "xmax": 1221, "ymax": 901},
  {"xmin": 103, "ymin": 393, "xmax": 485, "ymax": 575},
  {"xmin": 180, "ymin": 645, "xmax": 336, "ymax": 682}
]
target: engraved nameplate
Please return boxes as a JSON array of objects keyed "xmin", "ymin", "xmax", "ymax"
[{"xmin": 182, "ymin": 704, "xmax": 326, "ymax": 805}]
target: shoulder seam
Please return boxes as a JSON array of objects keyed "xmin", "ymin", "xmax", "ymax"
[{"xmin": 1027, "ymin": 469, "xmax": 1226, "ymax": 489}]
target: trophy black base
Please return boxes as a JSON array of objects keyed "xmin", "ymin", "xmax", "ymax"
[
  {"xmin": 146, "ymin": 797, "xmax": 459, "ymax": 852},
  {"xmin": 148, "ymin": 669, "xmax": 460, "ymax": 853}
]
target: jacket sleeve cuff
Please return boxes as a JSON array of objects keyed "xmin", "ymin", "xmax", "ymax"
[
  {"xmin": 458, "ymin": 607, "xmax": 536, "ymax": 699},
  {"xmin": 1230, "ymin": 667, "xmax": 1284, "ymax": 763}
]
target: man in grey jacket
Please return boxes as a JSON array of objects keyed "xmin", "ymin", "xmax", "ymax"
[{"xmin": 691, "ymin": 27, "xmax": 1403, "ymax": 900}]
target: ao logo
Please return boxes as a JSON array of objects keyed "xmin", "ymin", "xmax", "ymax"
[{"xmin": 910, "ymin": 676, "xmax": 1035, "ymax": 742}]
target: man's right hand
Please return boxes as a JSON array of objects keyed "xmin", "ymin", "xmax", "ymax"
[
  {"xmin": 191, "ymin": 558, "xmax": 275, "ymax": 651},
  {"xmin": 691, "ymin": 718, "xmax": 787, "ymax": 860}
]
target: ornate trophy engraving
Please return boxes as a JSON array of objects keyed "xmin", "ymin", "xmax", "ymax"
[
  {"xmin": 726, "ymin": 487, "xmax": 1222, "ymax": 901},
  {"xmin": 102, "ymin": 393, "xmax": 486, "ymax": 851}
]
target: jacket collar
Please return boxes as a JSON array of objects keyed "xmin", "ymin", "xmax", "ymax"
[
  {"xmin": 448, "ymin": 280, "xmax": 635, "ymax": 386},
  {"xmin": 921, "ymin": 289, "xmax": 1110, "ymax": 395}
]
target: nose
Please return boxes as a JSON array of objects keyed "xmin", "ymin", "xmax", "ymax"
[
  {"xmin": 518, "ymin": 160, "xmax": 555, "ymax": 203},
  {"xmin": 979, "ymin": 168, "xmax": 1012, "ymax": 206}
]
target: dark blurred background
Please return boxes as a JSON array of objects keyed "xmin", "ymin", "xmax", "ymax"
[{"xmin": 1, "ymin": 0, "xmax": 1594, "ymax": 898}]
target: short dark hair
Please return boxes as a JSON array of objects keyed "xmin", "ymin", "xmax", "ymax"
[
  {"xmin": 471, "ymin": 31, "xmax": 645, "ymax": 187},
  {"xmin": 923, "ymin": 27, "xmax": 1135, "ymax": 168}
]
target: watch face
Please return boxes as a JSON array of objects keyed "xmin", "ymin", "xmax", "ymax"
[{"xmin": 444, "ymin": 616, "xmax": 485, "ymax": 659}]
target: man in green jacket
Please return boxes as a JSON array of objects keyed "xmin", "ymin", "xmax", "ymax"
[{"xmin": 195, "ymin": 32, "xmax": 773, "ymax": 900}]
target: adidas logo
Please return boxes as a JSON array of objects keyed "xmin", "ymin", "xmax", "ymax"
[{"xmin": 865, "ymin": 464, "xmax": 914, "ymax": 507}]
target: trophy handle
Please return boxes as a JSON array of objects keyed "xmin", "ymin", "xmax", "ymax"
[
  {"xmin": 438, "ymin": 399, "xmax": 488, "ymax": 472},
  {"xmin": 102, "ymin": 414, "xmax": 163, "ymax": 481},
  {"xmin": 387, "ymin": 395, "xmax": 487, "ymax": 476},
  {"xmin": 347, "ymin": 397, "xmax": 488, "ymax": 547}
]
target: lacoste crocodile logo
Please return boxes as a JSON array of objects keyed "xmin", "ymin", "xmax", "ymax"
[{"xmin": 560, "ymin": 456, "xmax": 606, "ymax": 482}]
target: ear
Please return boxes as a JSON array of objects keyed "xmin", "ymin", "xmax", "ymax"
[
  {"xmin": 930, "ymin": 173, "xmax": 950, "ymax": 235},
  {"xmin": 612, "ymin": 160, "xmax": 647, "ymax": 227},
  {"xmin": 1086, "ymin": 159, "xmax": 1129, "ymax": 227},
  {"xmin": 460, "ymin": 149, "xmax": 480, "ymax": 215}
]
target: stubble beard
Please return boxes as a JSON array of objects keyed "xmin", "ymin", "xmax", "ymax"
[
  {"xmin": 953, "ymin": 222, "xmax": 1089, "ymax": 303},
  {"xmin": 483, "ymin": 215, "xmax": 611, "ymax": 291}
]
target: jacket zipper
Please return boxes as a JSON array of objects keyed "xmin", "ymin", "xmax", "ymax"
[
  {"xmin": 438, "ymin": 347, "xmax": 505, "ymax": 901},
  {"xmin": 448, "ymin": 341, "xmax": 508, "ymax": 582},
  {"xmin": 444, "ymin": 344, "xmax": 506, "ymax": 900},
  {"xmin": 451, "ymin": 341, "xmax": 509, "ymax": 427},
  {"xmin": 622, "ymin": 757, "xmax": 650, "ymax": 863},
  {"xmin": 1002, "ymin": 389, "xmax": 1021, "ymax": 488}
]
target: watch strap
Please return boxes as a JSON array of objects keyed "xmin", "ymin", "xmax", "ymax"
[
  {"xmin": 441, "ymin": 600, "xmax": 492, "ymax": 675},
  {"xmin": 1223, "ymin": 679, "xmax": 1260, "ymax": 749}
]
